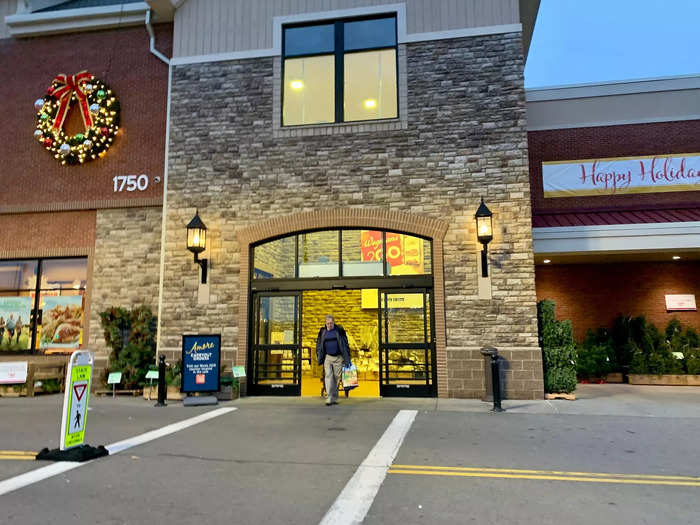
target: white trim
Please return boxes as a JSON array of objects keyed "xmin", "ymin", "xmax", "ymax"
[
  {"xmin": 527, "ymin": 115, "xmax": 700, "ymax": 131},
  {"xmin": 155, "ymin": 61, "xmax": 172, "ymax": 359},
  {"xmin": 171, "ymin": 48, "xmax": 278, "ymax": 66},
  {"xmin": 533, "ymin": 222, "xmax": 700, "ymax": 254},
  {"xmin": 526, "ymin": 75, "xmax": 700, "ymax": 102},
  {"xmin": 5, "ymin": 2, "xmax": 149, "ymax": 37},
  {"xmin": 402, "ymin": 23, "xmax": 521, "ymax": 44}
]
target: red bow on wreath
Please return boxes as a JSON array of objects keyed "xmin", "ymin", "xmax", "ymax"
[{"xmin": 51, "ymin": 70, "xmax": 94, "ymax": 134}]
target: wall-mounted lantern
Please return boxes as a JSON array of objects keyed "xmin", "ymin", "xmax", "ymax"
[
  {"xmin": 474, "ymin": 198, "xmax": 493, "ymax": 277},
  {"xmin": 186, "ymin": 210, "xmax": 208, "ymax": 284}
]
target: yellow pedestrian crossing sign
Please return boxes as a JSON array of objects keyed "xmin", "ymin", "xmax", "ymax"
[{"xmin": 60, "ymin": 351, "xmax": 94, "ymax": 450}]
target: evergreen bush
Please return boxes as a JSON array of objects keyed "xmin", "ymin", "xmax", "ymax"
[
  {"xmin": 537, "ymin": 300, "xmax": 577, "ymax": 394},
  {"xmin": 577, "ymin": 329, "xmax": 616, "ymax": 379},
  {"xmin": 100, "ymin": 306, "xmax": 157, "ymax": 389}
]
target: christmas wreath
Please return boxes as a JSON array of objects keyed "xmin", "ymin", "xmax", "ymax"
[{"xmin": 34, "ymin": 71, "xmax": 120, "ymax": 165}]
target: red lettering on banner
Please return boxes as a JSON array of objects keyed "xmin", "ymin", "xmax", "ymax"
[{"xmin": 580, "ymin": 160, "xmax": 632, "ymax": 192}]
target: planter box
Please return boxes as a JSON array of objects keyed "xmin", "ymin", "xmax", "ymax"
[
  {"xmin": 215, "ymin": 385, "xmax": 239, "ymax": 401},
  {"xmin": 629, "ymin": 374, "xmax": 700, "ymax": 386},
  {"xmin": 167, "ymin": 385, "xmax": 186, "ymax": 400},
  {"xmin": 605, "ymin": 373, "xmax": 624, "ymax": 383},
  {"xmin": 0, "ymin": 385, "xmax": 24, "ymax": 397},
  {"xmin": 143, "ymin": 385, "xmax": 185, "ymax": 400}
]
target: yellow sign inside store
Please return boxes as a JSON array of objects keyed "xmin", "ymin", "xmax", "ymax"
[{"xmin": 361, "ymin": 289, "xmax": 424, "ymax": 309}]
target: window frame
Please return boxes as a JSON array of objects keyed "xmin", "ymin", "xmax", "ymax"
[
  {"xmin": 281, "ymin": 13, "xmax": 399, "ymax": 126},
  {"xmin": 0, "ymin": 256, "xmax": 88, "ymax": 355},
  {"xmin": 251, "ymin": 228, "xmax": 432, "ymax": 282}
]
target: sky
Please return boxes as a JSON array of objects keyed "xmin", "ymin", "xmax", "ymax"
[{"xmin": 524, "ymin": 0, "xmax": 700, "ymax": 88}]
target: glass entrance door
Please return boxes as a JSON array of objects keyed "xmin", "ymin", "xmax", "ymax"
[
  {"xmin": 378, "ymin": 289, "xmax": 435, "ymax": 397},
  {"xmin": 249, "ymin": 292, "xmax": 301, "ymax": 396}
]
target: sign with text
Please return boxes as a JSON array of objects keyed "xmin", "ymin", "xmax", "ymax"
[
  {"xmin": 60, "ymin": 351, "xmax": 93, "ymax": 450},
  {"xmin": 665, "ymin": 295, "xmax": 697, "ymax": 312},
  {"xmin": 182, "ymin": 334, "xmax": 221, "ymax": 393},
  {"xmin": 542, "ymin": 153, "xmax": 700, "ymax": 198},
  {"xmin": 0, "ymin": 361, "xmax": 28, "ymax": 384}
]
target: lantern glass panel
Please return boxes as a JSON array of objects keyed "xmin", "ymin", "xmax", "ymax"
[
  {"xmin": 188, "ymin": 228, "xmax": 206, "ymax": 251},
  {"xmin": 476, "ymin": 216, "xmax": 492, "ymax": 241}
]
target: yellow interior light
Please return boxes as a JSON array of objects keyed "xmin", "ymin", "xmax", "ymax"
[
  {"xmin": 364, "ymin": 99, "xmax": 377, "ymax": 109},
  {"xmin": 290, "ymin": 80, "xmax": 304, "ymax": 90}
]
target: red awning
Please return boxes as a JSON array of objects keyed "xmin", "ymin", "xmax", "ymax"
[{"xmin": 532, "ymin": 208, "xmax": 700, "ymax": 228}]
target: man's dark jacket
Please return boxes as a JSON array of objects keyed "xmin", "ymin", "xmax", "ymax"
[{"xmin": 316, "ymin": 324, "xmax": 351, "ymax": 367}]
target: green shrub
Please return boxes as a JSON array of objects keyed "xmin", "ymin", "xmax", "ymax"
[
  {"xmin": 537, "ymin": 300, "xmax": 577, "ymax": 394},
  {"xmin": 165, "ymin": 360, "xmax": 182, "ymax": 387},
  {"xmin": 577, "ymin": 338, "xmax": 615, "ymax": 379},
  {"xmin": 627, "ymin": 316, "xmax": 683, "ymax": 375},
  {"xmin": 100, "ymin": 305, "xmax": 157, "ymax": 389},
  {"xmin": 666, "ymin": 320, "xmax": 700, "ymax": 375},
  {"xmin": 544, "ymin": 367, "xmax": 577, "ymax": 394}
]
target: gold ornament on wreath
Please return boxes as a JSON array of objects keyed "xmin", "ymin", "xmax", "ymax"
[{"xmin": 34, "ymin": 71, "xmax": 120, "ymax": 165}]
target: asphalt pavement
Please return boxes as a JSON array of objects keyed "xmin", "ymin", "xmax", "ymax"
[{"xmin": 1, "ymin": 384, "xmax": 699, "ymax": 524}]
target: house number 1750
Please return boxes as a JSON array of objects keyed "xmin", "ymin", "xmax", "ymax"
[{"xmin": 113, "ymin": 174, "xmax": 149, "ymax": 192}]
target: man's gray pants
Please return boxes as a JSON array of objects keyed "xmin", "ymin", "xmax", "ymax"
[{"xmin": 324, "ymin": 354, "xmax": 344, "ymax": 403}]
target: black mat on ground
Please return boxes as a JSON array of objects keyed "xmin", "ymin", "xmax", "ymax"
[{"xmin": 36, "ymin": 444, "xmax": 109, "ymax": 462}]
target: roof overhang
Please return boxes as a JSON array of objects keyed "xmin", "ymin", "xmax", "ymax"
[
  {"xmin": 519, "ymin": 0, "xmax": 540, "ymax": 61},
  {"xmin": 533, "ymin": 222, "xmax": 700, "ymax": 257},
  {"xmin": 4, "ymin": 2, "xmax": 165, "ymax": 37}
]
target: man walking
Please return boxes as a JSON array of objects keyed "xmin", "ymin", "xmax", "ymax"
[{"xmin": 316, "ymin": 315, "xmax": 351, "ymax": 406}]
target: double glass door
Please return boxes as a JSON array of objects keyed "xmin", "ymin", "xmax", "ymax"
[
  {"xmin": 378, "ymin": 288, "xmax": 435, "ymax": 397},
  {"xmin": 249, "ymin": 292, "xmax": 301, "ymax": 396}
]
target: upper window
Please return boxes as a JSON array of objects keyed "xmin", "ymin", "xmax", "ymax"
[{"xmin": 282, "ymin": 15, "xmax": 398, "ymax": 126}]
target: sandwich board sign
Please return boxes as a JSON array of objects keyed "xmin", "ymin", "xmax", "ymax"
[{"xmin": 60, "ymin": 351, "xmax": 94, "ymax": 450}]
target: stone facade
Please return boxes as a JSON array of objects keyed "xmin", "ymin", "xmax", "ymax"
[
  {"xmin": 88, "ymin": 207, "xmax": 162, "ymax": 369},
  {"xmin": 161, "ymin": 32, "xmax": 543, "ymax": 399}
]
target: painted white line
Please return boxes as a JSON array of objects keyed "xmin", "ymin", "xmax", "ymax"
[
  {"xmin": 0, "ymin": 407, "xmax": 236, "ymax": 497},
  {"xmin": 106, "ymin": 407, "xmax": 236, "ymax": 455},
  {"xmin": 319, "ymin": 409, "xmax": 417, "ymax": 525}
]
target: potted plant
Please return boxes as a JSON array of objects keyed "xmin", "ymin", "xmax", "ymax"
[
  {"xmin": 538, "ymin": 299, "xmax": 577, "ymax": 400},
  {"xmin": 165, "ymin": 360, "xmax": 185, "ymax": 400},
  {"xmin": 216, "ymin": 367, "xmax": 239, "ymax": 401}
]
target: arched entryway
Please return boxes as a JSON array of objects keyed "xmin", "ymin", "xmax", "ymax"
[{"xmin": 236, "ymin": 209, "xmax": 449, "ymax": 397}]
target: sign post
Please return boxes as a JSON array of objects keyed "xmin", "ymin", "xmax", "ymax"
[
  {"xmin": 107, "ymin": 371, "xmax": 122, "ymax": 398},
  {"xmin": 35, "ymin": 350, "xmax": 108, "ymax": 462},
  {"xmin": 60, "ymin": 351, "xmax": 93, "ymax": 450}
]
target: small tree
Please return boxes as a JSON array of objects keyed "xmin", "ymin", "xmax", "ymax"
[
  {"xmin": 100, "ymin": 305, "xmax": 156, "ymax": 389},
  {"xmin": 537, "ymin": 299, "xmax": 577, "ymax": 394}
]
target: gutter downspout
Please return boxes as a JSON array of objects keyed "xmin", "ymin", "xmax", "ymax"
[
  {"xmin": 145, "ymin": 8, "xmax": 171, "ymax": 361},
  {"xmin": 145, "ymin": 8, "xmax": 170, "ymax": 65}
]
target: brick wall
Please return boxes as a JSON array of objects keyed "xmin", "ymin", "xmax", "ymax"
[
  {"xmin": 161, "ymin": 33, "xmax": 543, "ymax": 399},
  {"xmin": 0, "ymin": 24, "xmax": 172, "ymax": 213},
  {"xmin": 536, "ymin": 261, "xmax": 700, "ymax": 341}
]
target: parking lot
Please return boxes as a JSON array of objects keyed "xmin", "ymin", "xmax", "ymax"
[{"xmin": 2, "ymin": 385, "xmax": 700, "ymax": 524}]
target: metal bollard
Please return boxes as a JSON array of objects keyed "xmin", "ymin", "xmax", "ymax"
[
  {"xmin": 155, "ymin": 354, "xmax": 167, "ymax": 407},
  {"xmin": 490, "ymin": 353, "xmax": 504, "ymax": 412}
]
